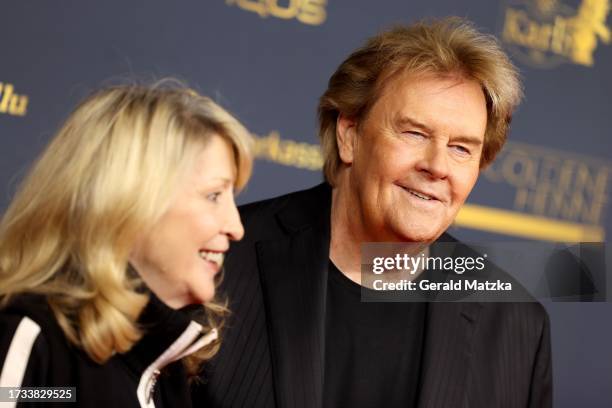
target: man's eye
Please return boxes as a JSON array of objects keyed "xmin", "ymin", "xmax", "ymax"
[
  {"xmin": 404, "ymin": 131, "xmax": 426, "ymax": 139},
  {"xmin": 451, "ymin": 145, "xmax": 470, "ymax": 155},
  {"xmin": 206, "ymin": 192, "xmax": 222, "ymax": 203}
]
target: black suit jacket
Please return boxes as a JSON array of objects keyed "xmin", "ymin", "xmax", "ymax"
[{"xmin": 195, "ymin": 183, "xmax": 552, "ymax": 408}]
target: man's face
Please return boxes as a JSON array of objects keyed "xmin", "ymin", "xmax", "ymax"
[{"xmin": 338, "ymin": 72, "xmax": 487, "ymax": 242}]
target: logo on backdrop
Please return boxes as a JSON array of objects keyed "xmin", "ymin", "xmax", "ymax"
[
  {"xmin": 0, "ymin": 82, "xmax": 28, "ymax": 117},
  {"xmin": 225, "ymin": 0, "xmax": 327, "ymax": 26},
  {"xmin": 501, "ymin": 0, "xmax": 611, "ymax": 67},
  {"xmin": 484, "ymin": 141, "xmax": 610, "ymax": 227},
  {"xmin": 252, "ymin": 130, "xmax": 323, "ymax": 170}
]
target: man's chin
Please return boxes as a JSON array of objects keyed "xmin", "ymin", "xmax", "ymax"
[{"xmin": 394, "ymin": 227, "xmax": 444, "ymax": 243}]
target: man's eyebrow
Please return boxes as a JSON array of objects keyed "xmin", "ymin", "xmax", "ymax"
[
  {"xmin": 395, "ymin": 115, "xmax": 483, "ymax": 146},
  {"xmin": 394, "ymin": 115, "xmax": 433, "ymax": 134},
  {"xmin": 451, "ymin": 135, "xmax": 483, "ymax": 146}
]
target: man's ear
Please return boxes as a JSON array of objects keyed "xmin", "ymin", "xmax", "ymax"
[{"xmin": 336, "ymin": 114, "xmax": 357, "ymax": 165}]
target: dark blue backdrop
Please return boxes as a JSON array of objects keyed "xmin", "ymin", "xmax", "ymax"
[{"xmin": 1, "ymin": 1, "xmax": 611, "ymax": 406}]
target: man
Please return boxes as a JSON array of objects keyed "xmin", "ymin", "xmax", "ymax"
[{"xmin": 196, "ymin": 17, "xmax": 552, "ymax": 408}]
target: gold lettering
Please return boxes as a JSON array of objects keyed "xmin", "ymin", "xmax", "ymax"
[
  {"xmin": 254, "ymin": 130, "xmax": 281, "ymax": 159},
  {"xmin": 297, "ymin": 0, "xmax": 327, "ymax": 25},
  {"xmin": 514, "ymin": 188, "xmax": 530, "ymax": 212},
  {"xmin": 278, "ymin": 139, "xmax": 296, "ymax": 164},
  {"xmin": 562, "ymin": 191, "xmax": 589, "ymax": 220},
  {"xmin": 506, "ymin": 10, "xmax": 550, "ymax": 51},
  {"xmin": 570, "ymin": 0, "xmax": 611, "ymax": 66},
  {"xmin": 551, "ymin": 16, "xmax": 573, "ymax": 55},
  {"xmin": 558, "ymin": 159, "xmax": 576, "ymax": 191},
  {"xmin": 267, "ymin": 0, "xmax": 299, "ymax": 19},
  {"xmin": 0, "ymin": 83, "xmax": 13, "ymax": 113},
  {"xmin": 503, "ymin": 143, "xmax": 609, "ymax": 225},
  {"xmin": 503, "ymin": 0, "xmax": 612, "ymax": 66},
  {"xmin": 575, "ymin": 163, "xmax": 608, "ymax": 196},
  {"xmin": 515, "ymin": 186, "xmax": 546, "ymax": 214},
  {"xmin": 539, "ymin": 156, "xmax": 563, "ymax": 186},
  {"xmin": 252, "ymin": 131, "xmax": 323, "ymax": 170},
  {"xmin": 574, "ymin": 165, "xmax": 609, "ymax": 223},
  {"xmin": 502, "ymin": 151, "xmax": 538, "ymax": 188},
  {"xmin": 546, "ymin": 188, "xmax": 566, "ymax": 218},
  {"xmin": 9, "ymin": 95, "xmax": 28, "ymax": 116},
  {"xmin": 584, "ymin": 196, "xmax": 607, "ymax": 224},
  {"xmin": 503, "ymin": 9, "xmax": 522, "ymax": 44},
  {"xmin": 229, "ymin": 0, "xmax": 327, "ymax": 25},
  {"xmin": 482, "ymin": 152, "xmax": 506, "ymax": 183},
  {"xmin": 236, "ymin": 0, "xmax": 268, "ymax": 18},
  {"xmin": 513, "ymin": 161, "xmax": 608, "ymax": 224}
]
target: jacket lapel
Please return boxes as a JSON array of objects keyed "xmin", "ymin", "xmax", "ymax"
[
  {"xmin": 417, "ymin": 301, "xmax": 482, "ymax": 408},
  {"xmin": 256, "ymin": 184, "xmax": 331, "ymax": 408}
]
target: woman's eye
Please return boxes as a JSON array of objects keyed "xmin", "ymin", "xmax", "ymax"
[{"xmin": 206, "ymin": 192, "xmax": 222, "ymax": 203}]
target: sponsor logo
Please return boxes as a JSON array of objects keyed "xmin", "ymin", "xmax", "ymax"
[
  {"xmin": 252, "ymin": 130, "xmax": 323, "ymax": 170},
  {"xmin": 0, "ymin": 82, "xmax": 28, "ymax": 117},
  {"xmin": 481, "ymin": 141, "xmax": 609, "ymax": 240},
  {"xmin": 225, "ymin": 0, "xmax": 327, "ymax": 26},
  {"xmin": 484, "ymin": 141, "xmax": 609, "ymax": 227},
  {"xmin": 501, "ymin": 0, "xmax": 611, "ymax": 67}
]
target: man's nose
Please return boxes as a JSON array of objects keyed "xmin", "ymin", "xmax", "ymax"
[{"xmin": 415, "ymin": 142, "xmax": 449, "ymax": 179}]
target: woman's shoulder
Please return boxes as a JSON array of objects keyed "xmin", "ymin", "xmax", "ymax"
[
  {"xmin": 0, "ymin": 294, "xmax": 57, "ymax": 387},
  {"xmin": 0, "ymin": 294, "xmax": 58, "ymax": 335}
]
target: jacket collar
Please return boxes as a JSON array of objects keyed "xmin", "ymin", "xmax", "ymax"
[
  {"xmin": 122, "ymin": 292, "xmax": 216, "ymax": 376},
  {"xmin": 274, "ymin": 182, "xmax": 332, "ymax": 233},
  {"xmin": 256, "ymin": 183, "xmax": 331, "ymax": 408},
  {"xmin": 126, "ymin": 292, "xmax": 218, "ymax": 407}
]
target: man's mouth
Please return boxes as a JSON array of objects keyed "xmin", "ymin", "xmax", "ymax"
[
  {"xmin": 403, "ymin": 187, "xmax": 437, "ymax": 201},
  {"xmin": 198, "ymin": 250, "xmax": 225, "ymax": 269}
]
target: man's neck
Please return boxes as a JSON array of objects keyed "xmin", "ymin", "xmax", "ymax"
[{"xmin": 329, "ymin": 185, "xmax": 367, "ymax": 284}]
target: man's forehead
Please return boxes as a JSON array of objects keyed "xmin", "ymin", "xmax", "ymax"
[
  {"xmin": 365, "ymin": 71, "xmax": 488, "ymax": 140},
  {"xmin": 376, "ymin": 70, "xmax": 481, "ymax": 102}
]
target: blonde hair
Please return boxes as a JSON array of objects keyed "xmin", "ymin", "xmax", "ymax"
[
  {"xmin": 0, "ymin": 80, "xmax": 253, "ymax": 375},
  {"xmin": 318, "ymin": 17, "xmax": 523, "ymax": 185}
]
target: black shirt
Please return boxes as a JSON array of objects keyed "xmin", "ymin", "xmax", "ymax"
[{"xmin": 323, "ymin": 260, "xmax": 427, "ymax": 407}]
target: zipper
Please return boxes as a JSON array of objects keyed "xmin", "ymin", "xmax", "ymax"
[{"xmin": 137, "ymin": 323, "xmax": 218, "ymax": 407}]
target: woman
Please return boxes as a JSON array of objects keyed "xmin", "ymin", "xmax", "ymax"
[{"xmin": 0, "ymin": 81, "xmax": 253, "ymax": 407}]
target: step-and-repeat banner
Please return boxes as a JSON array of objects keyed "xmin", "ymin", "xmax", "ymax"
[{"xmin": 1, "ymin": 1, "xmax": 611, "ymax": 405}]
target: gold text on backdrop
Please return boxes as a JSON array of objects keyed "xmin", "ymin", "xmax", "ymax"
[
  {"xmin": 225, "ymin": 0, "xmax": 327, "ymax": 26},
  {"xmin": 484, "ymin": 142, "xmax": 610, "ymax": 227},
  {"xmin": 0, "ymin": 82, "xmax": 28, "ymax": 117},
  {"xmin": 501, "ymin": 0, "xmax": 611, "ymax": 67}
]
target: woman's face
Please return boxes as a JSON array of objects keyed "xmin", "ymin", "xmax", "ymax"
[{"xmin": 130, "ymin": 134, "xmax": 244, "ymax": 308}]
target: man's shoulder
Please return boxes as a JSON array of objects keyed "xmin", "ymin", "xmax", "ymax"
[
  {"xmin": 237, "ymin": 183, "xmax": 331, "ymax": 237},
  {"xmin": 481, "ymin": 299, "xmax": 548, "ymax": 320},
  {"xmin": 239, "ymin": 182, "xmax": 330, "ymax": 216},
  {"xmin": 436, "ymin": 233, "xmax": 549, "ymax": 323},
  {"xmin": 477, "ymin": 301, "xmax": 550, "ymax": 346}
]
